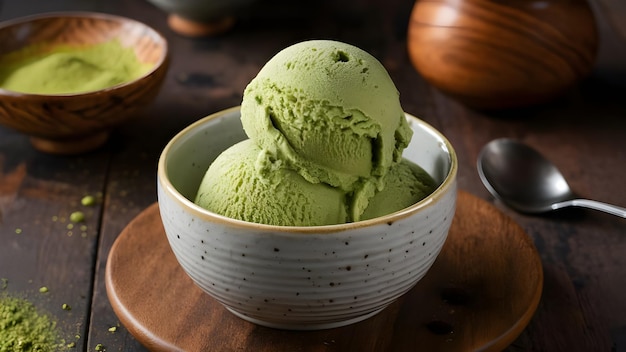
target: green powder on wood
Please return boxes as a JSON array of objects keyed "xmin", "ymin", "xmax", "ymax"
[
  {"xmin": 0, "ymin": 296, "xmax": 62, "ymax": 352},
  {"xmin": 0, "ymin": 39, "xmax": 152, "ymax": 94}
]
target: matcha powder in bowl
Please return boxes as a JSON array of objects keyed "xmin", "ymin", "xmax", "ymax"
[
  {"xmin": 0, "ymin": 295, "xmax": 63, "ymax": 352},
  {"xmin": 0, "ymin": 39, "xmax": 152, "ymax": 95}
]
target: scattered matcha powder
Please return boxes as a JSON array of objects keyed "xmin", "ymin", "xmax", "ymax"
[
  {"xmin": 69, "ymin": 212, "xmax": 85, "ymax": 223},
  {"xmin": 95, "ymin": 343, "xmax": 104, "ymax": 351},
  {"xmin": 14, "ymin": 228, "xmax": 22, "ymax": 234},
  {"xmin": 0, "ymin": 295, "xmax": 63, "ymax": 352},
  {"xmin": 39, "ymin": 286, "xmax": 49, "ymax": 293},
  {"xmin": 62, "ymin": 304, "xmax": 71, "ymax": 311},
  {"xmin": 108, "ymin": 326, "xmax": 117, "ymax": 333},
  {"xmin": 81, "ymin": 195, "xmax": 96, "ymax": 206},
  {"xmin": 1, "ymin": 278, "xmax": 8, "ymax": 290}
]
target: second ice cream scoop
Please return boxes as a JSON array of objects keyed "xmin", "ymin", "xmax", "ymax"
[{"xmin": 195, "ymin": 139, "xmax": 436, "ymax": 226}]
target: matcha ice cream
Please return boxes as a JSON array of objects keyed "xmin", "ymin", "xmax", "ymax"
[
  {"xmin": 196, "ymin": 139, "xmax": 348, "ymax": 226},
  {"xmin": 240, "ymin": 40, "xmax": 413, "ymax": 220},
  {"xmin": 195, "ymin": 139, "xmax": 436, "ymax": 226},
  {"xmin": 194, "ymin": 40, "xmax": 436, "ymax": 226}
]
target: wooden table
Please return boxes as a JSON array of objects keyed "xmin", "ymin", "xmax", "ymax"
[{"xmin": 1, "ymin": 0, "xmax": 625, "ymax": 351}]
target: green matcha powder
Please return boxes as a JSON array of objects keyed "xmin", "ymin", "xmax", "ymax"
[
  {"xmin": 0, "ymin": 39, "xmax": 151, "ymax": 94},
  {"xmin": 0, "ymin": 296, "xmax": 63, "ymax": 352}
]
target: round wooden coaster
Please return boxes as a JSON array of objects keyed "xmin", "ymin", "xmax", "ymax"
[{"xmin": 105, "ymin": 191, "xmax": 543, "ymax": 351}]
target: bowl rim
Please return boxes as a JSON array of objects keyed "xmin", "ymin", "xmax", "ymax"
[
  {"xmin": 157, "ymin": 106, "xmax": 458, "ymax": 233},
  {"xmin": 0, "ymin": 11, "xmax": 169, "ymax": 98}
]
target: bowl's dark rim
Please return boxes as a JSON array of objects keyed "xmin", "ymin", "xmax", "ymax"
[{"xmin": 0, "ymin": 11, "xmax": 169, "ymax": 98}]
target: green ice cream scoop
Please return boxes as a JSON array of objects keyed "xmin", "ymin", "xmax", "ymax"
[
  {"xmin": 194, "ymin": 140, "xmax": 435, "ymax": 226},
  {"xmin": 240, "ymin": 40, "xmax": 412, "ymax": 221},
  {"xmin": 360, "ymin": 159, "xmax": 437, "ymax": 221},
  {"xmin": 195, "ymin": 139, "xmax": 349, "ymax": 226}
]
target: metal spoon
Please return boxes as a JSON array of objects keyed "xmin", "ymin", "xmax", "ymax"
[{"xmin": 477, "ymin": 138, "xmax": 626, "ymax": 218}]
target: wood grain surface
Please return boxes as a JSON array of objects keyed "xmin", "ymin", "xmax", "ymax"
[
  {"xmin": 105, "ymin": 191, "xmax": 543, "ymax": 352},
  {"xmin": 407, "ymin": 0, "xmax": 598, "ymax": 109}
]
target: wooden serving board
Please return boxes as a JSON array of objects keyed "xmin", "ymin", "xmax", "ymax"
[{"xmin": 105, "ymin": 191, "xmax": 543, "ymax": 352}]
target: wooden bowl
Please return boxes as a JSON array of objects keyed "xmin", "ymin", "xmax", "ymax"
[
  {"xmin": 407, "ymin": 0, "xmax": 598, "ymax": 110},
  {"xmin": 0, "ymin": 12, "xmax": 169, "ymax": 154}
]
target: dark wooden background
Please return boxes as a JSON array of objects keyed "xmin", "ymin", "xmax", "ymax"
[{"xmin": 0, "ymin": 0, "xmax": 625, "ymax": 351}]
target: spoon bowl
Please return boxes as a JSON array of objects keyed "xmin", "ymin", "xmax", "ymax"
[{"xmin": 477, "ymin": 138, "xmax": 626, "ymax": 218}]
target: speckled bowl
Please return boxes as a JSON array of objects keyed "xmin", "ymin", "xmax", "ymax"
[{"xmin": 157, "ymin": 106, "xmax": 458, "ymax": 330}]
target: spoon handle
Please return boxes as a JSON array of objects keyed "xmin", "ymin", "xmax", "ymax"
[{"xmin": 556, "ymin": 199, "xmax": 626, "ymax": 218}]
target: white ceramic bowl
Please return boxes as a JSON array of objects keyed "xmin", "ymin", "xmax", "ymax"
[{"xmin": 157, "ymin": 106, "xmax": 458, "ymax": 330}]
